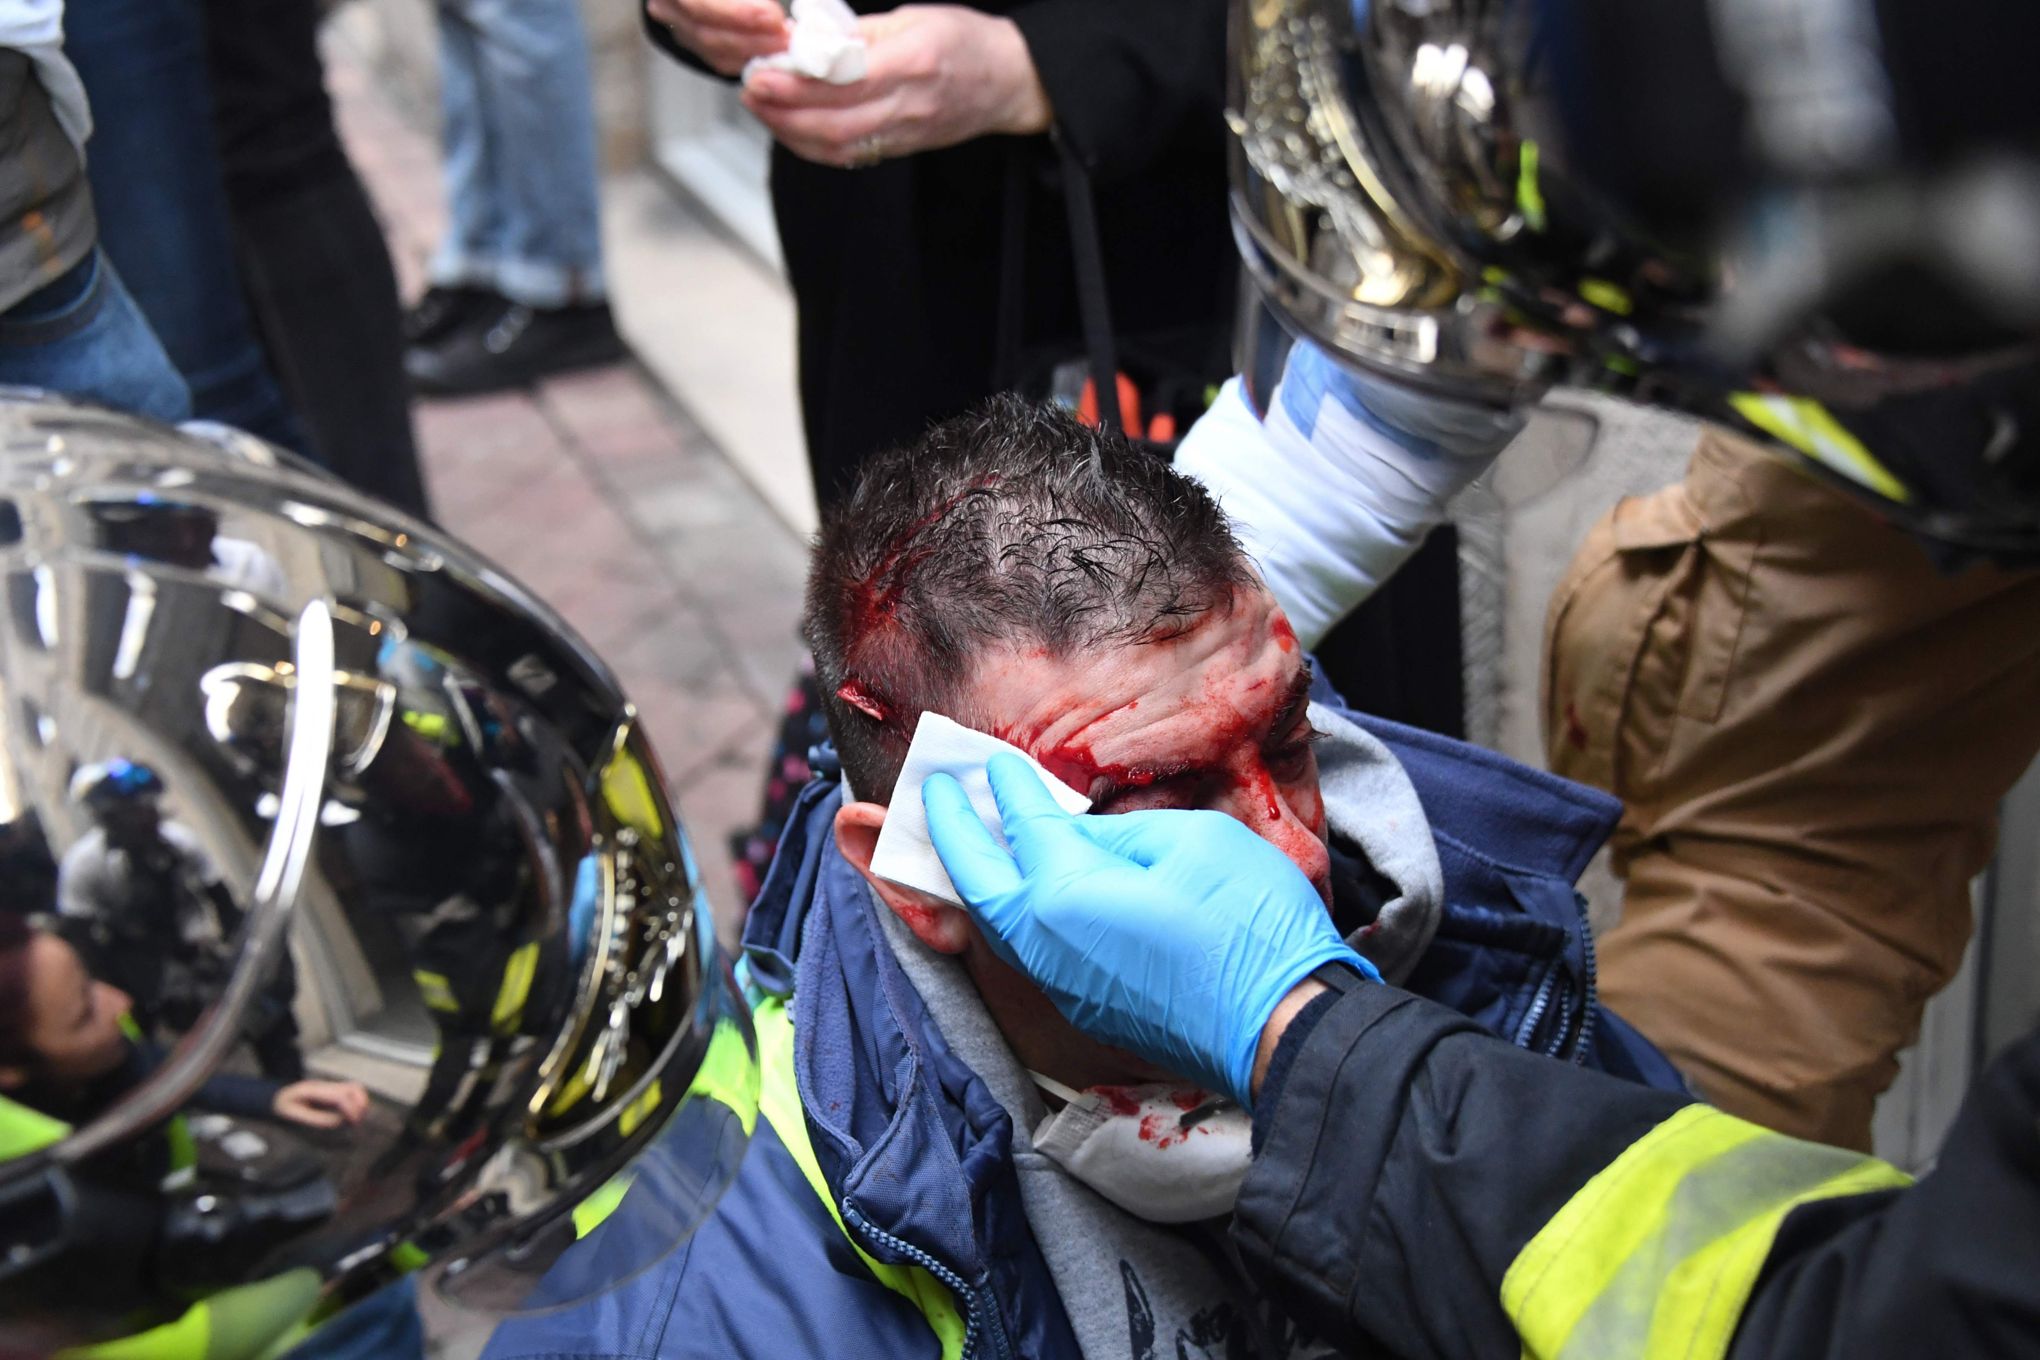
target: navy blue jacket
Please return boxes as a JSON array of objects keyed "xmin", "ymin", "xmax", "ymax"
[{"xmin": 484, "ymin": 706, "xmax": 1682, "ymax": 1360}]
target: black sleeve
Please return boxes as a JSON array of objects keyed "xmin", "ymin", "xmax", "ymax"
[
  {"xmin": 134, "ymin": 1042, "xmax": 279, "ymax": 1121},
  {"xmin": 1231, "ymin": 978, "xmax": 1689, "ymax": 1360},
  {"xmin": 1728, "ymin": 1029, "xmax": 2040, "ymax": 1360},
  {"xmin": 1005, "ymin": 0, "xmax": 1228, "ymax": 184}
]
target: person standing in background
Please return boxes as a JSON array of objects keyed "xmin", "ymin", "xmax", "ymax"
[
  {"xmin": 204, "ymin": 0, "xmax": 434, "ymax": 520},
  {"xmin": 646, "ymin": 0, "xmax": 1235, "ymax": 511},
  {"xmin": 650, "ymin": 1, "xmax": 1238, "ymax": 905},
  {"xmin": 61, "ymin": 0, "xmax": 432, "ymax": 520},
  {"xmin": 0, "ymin": 0, "xmax": 188, "ymax": 422},
  {"xmin": 401, "ymin": 0, "xmax": 626, "ymax": 396}
]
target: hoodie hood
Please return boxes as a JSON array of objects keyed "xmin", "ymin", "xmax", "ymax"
[{"xmin": 1308, "ymin": 700, "xmax": 1446, "ymax": 984}]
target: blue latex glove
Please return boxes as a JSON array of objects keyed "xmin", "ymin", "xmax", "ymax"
[{"xmin": 922, "ymin": 753, "xmax": 1378, "ymax": 1106}]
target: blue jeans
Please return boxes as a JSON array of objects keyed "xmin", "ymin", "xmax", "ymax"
[
  {"xmin": 63, "ymin": 0, "xmax": 305, "ymax": 450},
  {"xmin": 429, "ymin": 0, "xmax": 608, "ymax": 307},
  {"xmin": 0, "ymin": 250, "xmax": 192, "ymax": 423}
]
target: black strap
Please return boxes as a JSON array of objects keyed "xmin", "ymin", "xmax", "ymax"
[
  {"xmin": 1055, "ymin": 136, "xmax": 1123, "ymax": 435},
  {"xmin": 993, "ymin": 135, "xmax": 1126, "ymax": 435},
  {"xmin": 993, "ymin": 147, "xmax": 1030, "ymax": 395}
]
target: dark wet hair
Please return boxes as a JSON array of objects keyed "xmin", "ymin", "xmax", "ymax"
[
  {"xmin": 0, "ymin": 913, "xmax": 35, "ymax": 1065},
  {"xmin": 802, "ymin": 395, "xmax": 1252, "ymax": 802}
]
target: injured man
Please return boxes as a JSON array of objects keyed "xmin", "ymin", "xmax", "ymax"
[{"xmin": 484, "ymin": 396, "xmax": 1681, "ymax": 1360}]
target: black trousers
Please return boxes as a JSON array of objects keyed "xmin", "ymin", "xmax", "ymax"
[{"xmin": 207, "ymin": 0, "xmax": 432, "ymax": 521}]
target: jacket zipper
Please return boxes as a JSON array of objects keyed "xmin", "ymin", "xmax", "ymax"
[
  {"xmin": 1515, "ymin": 966, "xmax": 1559, "ymax": 1054},
  {"xmin": 1571, "ymin": 914, "xmax": 1600, "ymax": 1065},
  {"xmin": 842, "ymin": 1200, "xmax": 1015, "ymax": 1360}
]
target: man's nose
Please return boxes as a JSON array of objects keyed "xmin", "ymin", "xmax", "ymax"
[{"xmin": 1216, "ymin": 768, "xmax": 1327, "ymax": 874}]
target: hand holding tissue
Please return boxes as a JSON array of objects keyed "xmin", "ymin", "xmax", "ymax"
[
  {"xmin": 922, "ymin": 750, "xmax": 1375, "ymax": 1106},
  {"xmin": 872, "ymin": 714, "xmax": 1091, "ymax": 907},
  {"xmin": 743, "ymin": 0, "xmax": 866, "ymax": 84}
]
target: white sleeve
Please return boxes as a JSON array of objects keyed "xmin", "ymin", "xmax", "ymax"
[
  {"xmin": 1174, "ymin": 344, "xmax": 1520, "ymax": 649},
  {"xmin": 0, "ymin": 3, "xmax": 93, "ymax": 151},
  {"xmin": 56, "ymin": 835, "xmax": 105, "ymax": 919},
  {"xmin": 160, "ymin": 821, "xmax": 224, "ymax": 886}
]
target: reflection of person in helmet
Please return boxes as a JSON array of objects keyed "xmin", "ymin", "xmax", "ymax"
[
  {"xmin": 0, "ymin": 397, "xmax": 758, "ymax": 1352},
  {"xmin": 345, "ymin": 675, "xmax": 575, "ymax": 1192},
  {"xmin": 0, "ymin": 916, "xmax": 370, "ymax": 1333},
  {"xmin": 57, "ymin": 759, "xmax": 306, "ymax": 1081}
]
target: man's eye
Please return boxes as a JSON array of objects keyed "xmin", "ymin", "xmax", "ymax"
[
  {"xmin": 1098, "ymin": 785, "xmax": 1193, "ymax": 815},
  {"xmin": 1267, "ymin": 725, "xmax": 1324, "ymax": 781}
]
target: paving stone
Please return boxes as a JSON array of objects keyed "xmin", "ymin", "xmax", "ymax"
[{"xmin": 329, "ymin": 28, "xmax": 808, "ymax": 951}]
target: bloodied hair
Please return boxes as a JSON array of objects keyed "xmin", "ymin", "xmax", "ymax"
[{"xmin": 802, "ymin": 395, "xmax": 1255, "ymax": 802}]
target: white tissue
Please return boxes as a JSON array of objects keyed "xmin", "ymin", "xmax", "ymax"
[
  {"xmin": 870, "ymin": 713, "xmax": 1091, "ymax": 908},
  {"xmin": 743, "ymin": 0, "xmax": 868, "ymax": 85}
]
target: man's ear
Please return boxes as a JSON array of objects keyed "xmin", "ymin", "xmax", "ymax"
[
  {"xmin": 0, "ymin": 1065, "xmax": 26, "ymax": 1091},
  {"xmin": 833, "ymin": 802, "xmax": 973, "ymax": 955}
]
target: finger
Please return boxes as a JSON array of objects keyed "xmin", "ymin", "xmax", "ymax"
[
  {"xmin": 294, "ymin": 1103, "xmax": 344, "ymax": 1130},
  {"xmin": 922, "ymin": 773, "xmax": 1022, "ymax": 906},
  {"xmin": 1073, "ymin": 808, "xmax": 1189, "ymax": 868},
  {"xmin": 695, "ymin": 29, "xmax": 791, "ymax": 76},
  {"xmin": 983, "ymin": 753, "xmax": 1093, "ymax": 879},
  {"xmin": 742, "ymin": 69, "xmax": 886, "ymax": 110},
  {"xmin": 654, "ymin": 0, "xmax": 784, "ymax": 32},
  {"xmin": 743, "ymin": 95, "xmax": 896, "ymax": 165}
]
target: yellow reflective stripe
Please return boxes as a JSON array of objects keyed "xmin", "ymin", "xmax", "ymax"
[
  {"xmin": 0, "ymin": 1094, "xmax": 69, "ymax": 1158},
  {"xmin": 544, "ymin": 1056, "xmax": 594, "ymax": 1117},
  {"xmin": 65, "ymin": 1298, "xmax": 209, "ymax": 1360},
  {"xmin": 685, "ymin": 1018, "xmax": 761, "ymax": 1138},
  {"xmin": 601, "ymin": 745, "xmax": 666, "ymax": 840},
  {"xmin": 1516, "ymin": 140, "xmax": 1548, "ymax": 233},
  {"xmin": 1579, "ymin": 278, "xmax": 1633, "ymax": 316},
  {"xmin": 399, "ymin": 710, "xmax": 452, "ymax": 744},
  {"xmin": 617, "ymin": 1080, "xmax": 664, "ymax": 1139},
  {"xmin": 1503, "ymin": 1105, "xmax": 1913, "ymax": 1360},
  {"xmin": 574, "ymin": 1175, "xmax": 633, "ymax": 1239},
  {"xmin": 755, "ymin": 999, "xmax": 966, "ymax": 1360},
  {"xmin": 1729, "ymin": 393, "xmax": 1912, "ymax": 504},
  {"xmin": 65, "ymin": 1270, "xmax": 320, "ymax": 1360},
  {"xmin": 570, "ymin": 1017, "xmax": 763, "ymax": 1237},
  {"xmin": 491, "ymin": 942, "xmax": 540, "ymax": 1034},
  {"xmin": 388, "ymin": 1240, "xmax": 431, "ymax": 1273},
  {"xmin": 413, "ymin": 969, "xmax": 457, "ymax": 1014},
  {"xmin": 164, "ymin": 1113, "xmax": 197, "ymax": 1180}
]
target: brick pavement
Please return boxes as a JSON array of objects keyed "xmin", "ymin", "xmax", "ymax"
[{"xmin": 327, "ymin": 39, "xmax": 806, "ymax": 945}]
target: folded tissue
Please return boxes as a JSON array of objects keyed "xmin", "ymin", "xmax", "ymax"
[
  {"xmin": 744, "ymin": 0, "xmax": 867, "ymax": 85},
  {"xmin": 870, "ymin": 713, "xmax": 1092, "ymax": 908}
]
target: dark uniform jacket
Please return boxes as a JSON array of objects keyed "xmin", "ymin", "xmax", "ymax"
[{"xmin": 1240, "ymin": 974, "xmax": 2040, "ymax": 1359}]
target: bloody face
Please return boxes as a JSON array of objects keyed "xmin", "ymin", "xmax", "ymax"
[{"xmin": 961, "ymin": 584, "xmax": 1331, "ymax": 902}]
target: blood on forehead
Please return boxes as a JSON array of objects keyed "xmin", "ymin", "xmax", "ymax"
[{"xmin": 1021, "ymin": 658, "xmax": 1314, "ymax": 805}]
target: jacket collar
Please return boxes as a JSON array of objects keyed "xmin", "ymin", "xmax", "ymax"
[{"xmin": 742, "ymin": 773, "xmax": 1074, "ymax": 1357}]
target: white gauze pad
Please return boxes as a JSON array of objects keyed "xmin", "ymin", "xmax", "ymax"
[{"xmin": 869, "ymin": 712, "xmax": 1091, "ymax": 907}]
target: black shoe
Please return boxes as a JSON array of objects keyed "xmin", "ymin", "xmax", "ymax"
[
  {"xmin": 405, "ymin": 301, "xmax": 627, "ymax": 397},
  {"xmin": 402, "ymin": 284, "xmax": 502, "ymax": 348}
]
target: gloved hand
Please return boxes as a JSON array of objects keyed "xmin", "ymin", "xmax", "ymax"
[{"xmin": 923, "ymin": 753, "xmax": 1377, "ymax": 1106}]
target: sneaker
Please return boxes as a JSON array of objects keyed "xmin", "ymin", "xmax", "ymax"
[
  {"xmin": 404, "ymin": 300, "xmax": 627, "ymax": 397},
  {"xmin": 402, "ymin": 284, "xmax": 502, "ymax": 348}
]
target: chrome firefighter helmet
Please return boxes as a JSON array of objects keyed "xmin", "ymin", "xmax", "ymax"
[
  {"xmin": 0, "ymin": 394, "xmax": 756, "ymax": 1353},
  {"xmin": 1229, "ymin": 0, "xmax": 2040, "ymax": 562}
]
